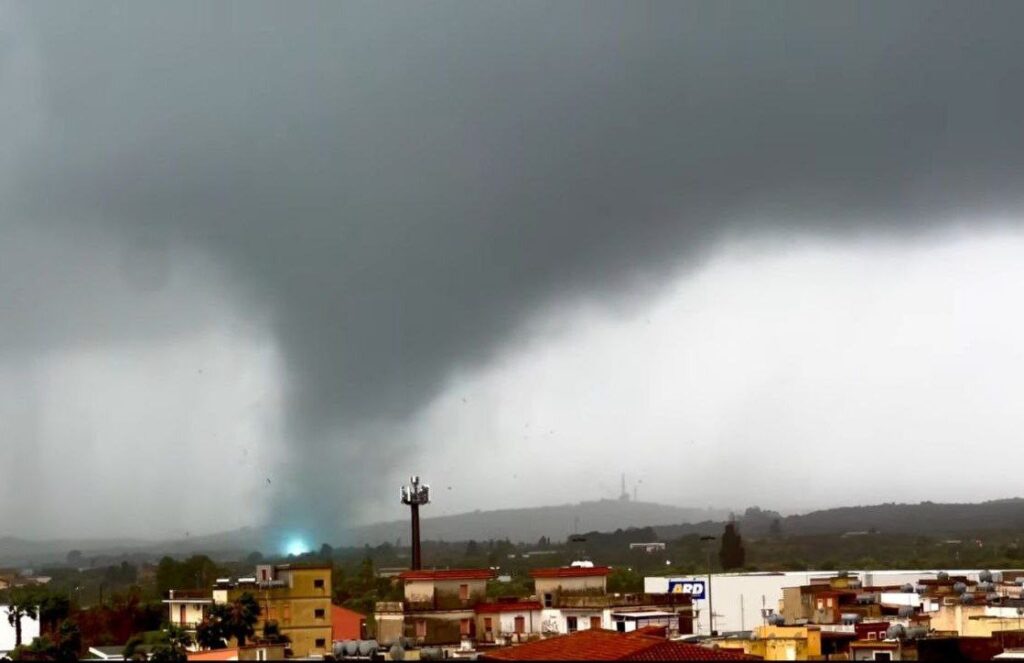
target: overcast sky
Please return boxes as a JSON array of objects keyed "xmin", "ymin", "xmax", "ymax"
[{"xmin": 4, "ymin": 2, "xmax": 1024, "ymax": 543}]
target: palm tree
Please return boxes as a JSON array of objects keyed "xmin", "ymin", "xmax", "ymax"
[
  {"xmin": 5, "ymin": 588, "xmax": 39, "ymax": 648},
  {"xmin": 209, "ymin": 593, "xmax": 260, "ymax": 647}
]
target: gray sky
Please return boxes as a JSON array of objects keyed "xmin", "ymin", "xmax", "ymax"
[{"xmin": 4, "ymin": 1, "xmax": 1024, "ymax": 545}]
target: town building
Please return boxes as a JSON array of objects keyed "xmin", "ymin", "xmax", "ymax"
[
  {"xmin": 475, "ymin": 600, "xmax": 544, "ymax": 645},
  {"xmin": 185, "ymin": 643, "xmax": 288, "ymax": 661},
  {"xmin": 331, "ymin": 604, "xmax": 366, "ymax": 642},
  {"xmin": 646, "ymin": 568, "xmax": 1024, "ymax": 636},
  {"xmin": 164, "ymin": 589, "xmax": 213, "ymax": 635},
  {"xmin": 531, "ymin": 566, "xmax": 693, "ymax": 637},
  {"xmin": 167, "ymin": 563, "xmax": 332, "ymax": 659},
  {"xmin": 375, "ymin": 568, "xmax": 495, "ymax": 646}
]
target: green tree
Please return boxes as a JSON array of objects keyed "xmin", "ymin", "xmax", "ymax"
[
  {"xmin": 769, "ymin": 519, "xmax": 782, "ymax": 537},
  {"xmin": 195, "ymin": 618, "xmax": 228, "ymax": 650},
  {"xmin": 719, "ymin": 522, "xmax": 746, "ymax": 570},
  {"xmin": 54, "ymin": 619, "xmax": 82, "ymax": 661},
  {"xmin": 38, "ymin": 592, "xmax": 71, "ymax": 635},
  {"xmin": 210, "ymin": 593, "xmax": 260, "ymax": 647},
  {"xmin": 319, "ymin": 543, "xmax": 334, "ymax": 560},
  {"xmin": 261, "ymin": 621, "xmax": 290, "ymax": 645},
  {"xmin": 5, "ymin": 588, "xmax": 39, "ymax": 648},
  {"xmin": 144, "ymin": 625, "xmax": 191, "ymax": 662}
]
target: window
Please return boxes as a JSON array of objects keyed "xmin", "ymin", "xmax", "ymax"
[
  {"xmin": 283, "ymin": 606, "xmax": 291, "ymax": 623},
  {"xmin": 261, "ymin": 569, "xmax": 268, "ymax": 582},
  {"xmin": 868, "ymin": 632, "xmax": 877, "ymax": 640},
  {"xmin": 590, "ymin": 616, "xmax": 602, "ymax": 630},
  {"xmin": 826, "ymin": 598, "xmax": 834, "ymax": 608},
  {"xmin": 179, "ymin": 605, "xmax": 186, "ymax": 624},
  {"xmin": 816, "ymin": 599, "xmax": 824, "ymax": 610},
  {"xmin": 543, "ymin": 593, "xmax": 553, "ymax": 608},
  {"xmin": 514, "ymin": 616, "xmax": 525, "ymax": 634},
  {"xmin": 460, "ymin": 618, "xmax": 471, "ymax": 636},
  {"xmin": 459, "ymin": 584, "xmax": 469, "ymax": 600},
  {"xmin": 616, "ymin": 621, "xmax": 626, "ymax": 633},
  {"xmin": 874, "ymin": 654, "xmax": 891, "ymax": 662},
  {"xmin": 567, "ymin": 616, "xmax": 578, "ymax": 633},
  {"xmin": 315, "ymin": 638, "xmax": 326, "ymax": 648},
  {"xmin": 484, "ymin": 617, "xmax": 493, "ymax": 633},
  {"xmin": 314, "ymin": 578, "xmax": 325, "ymax": 589},
  {"xmin": 416, "ymin": 620, "xmax": 427, "ymax": 638},
  {"xmin": 315, "ymin": 608, "xmax": 325, "ymax": 619}
]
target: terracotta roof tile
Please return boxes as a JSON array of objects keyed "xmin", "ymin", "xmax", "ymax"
[
  {"xmin": 624, "ymin": 642, "xmax": 761, "ymax": 661},
  {"xmin": 481, "ymin": 629, "xmax": 759, "ymax": 661}
]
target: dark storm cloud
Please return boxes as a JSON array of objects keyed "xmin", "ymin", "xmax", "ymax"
[{"xmin": 6, "ymin": 1, "xmax": 1024, "ymax": 538}]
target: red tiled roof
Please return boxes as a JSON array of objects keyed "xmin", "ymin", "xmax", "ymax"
[
  {"xmin": 475, "ymin": 601, "xmax": 544, "ymax": 614},
  {"xmin": 631, "ymin": 626, "xmax": 667, "ymax": 638},
  {"xmin": 624, "ymin": 642, "xmax": 761, "ymax": 661},
  {"xmin": 481, "ymin": 629, "xmax": 658, "ymax": 660},
  {"xmin": 481, "ymin": 629, "xmax": 759, "ymax": 661},
  {"xmin": 529, "ymin": 566, "xmax": 612, "ymax": 578},
  {"xmin": 399, "ymin": 568, "xmax": 496, "ymax": 581}
]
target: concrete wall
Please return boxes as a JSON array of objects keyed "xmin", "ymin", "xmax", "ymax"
[{"xmin": 535, "ymin": 575, "xmax": 607, "ymax": 598}]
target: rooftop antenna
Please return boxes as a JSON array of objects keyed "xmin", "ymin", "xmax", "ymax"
[
  {"xmin": 401, "ymin": 475, "xmax": 430, "ymax": 570},
  {"xmin": 620, "ymin": 473, "xmax": 630, "ymax": 501}
]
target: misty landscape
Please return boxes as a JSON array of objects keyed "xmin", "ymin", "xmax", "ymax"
[{"xmin": 5, "ymin": 1, "xmax": 1024, "ymax": 661}]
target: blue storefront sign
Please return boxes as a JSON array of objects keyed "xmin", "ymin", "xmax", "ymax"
[{"xmin": 668, "ymin": 579, "xmax": 707, "ymax": 600}]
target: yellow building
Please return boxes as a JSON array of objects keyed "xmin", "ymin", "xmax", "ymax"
[
  {"xmin": 213, "ymin": 563, "xmax": 333, "ymax": 659},
  {"xmin": 716, "ymin": 624, "xmax": 822, "ymax": 661}
]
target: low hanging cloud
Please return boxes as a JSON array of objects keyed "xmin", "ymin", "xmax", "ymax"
[{"xmin": 4, "ymin": 2, "xmax": 1024, "ymax": 541}]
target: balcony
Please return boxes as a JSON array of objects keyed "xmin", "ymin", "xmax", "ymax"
[
  {"xmin": 405, "ymin": 591, "xmax": 486, "ymax": 612},
  {"xmin": 553, "ymin": 592, "xmax": 693, "ymax": 611}
]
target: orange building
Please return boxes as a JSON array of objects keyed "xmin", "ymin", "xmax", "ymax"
[{"xmin": 332, "ymin": 604, "xmax": 366, "ymax": 641}]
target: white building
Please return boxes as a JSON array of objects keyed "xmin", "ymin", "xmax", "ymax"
[
  {"xmin": 0, "ymin": 605, "xmax": 41, "ymax": 656},
  {"xmin": 646, "ymin": 569, "xmax": 1024, "ymax": 636}
]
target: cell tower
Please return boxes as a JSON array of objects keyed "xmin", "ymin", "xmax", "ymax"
[
  {"xmin": 619, "ymin": 473, "xmax": 630, "ymax": 501},
  {"xmin": 401, "ymin": 475, "xmax": 430, "ymax": 570}
]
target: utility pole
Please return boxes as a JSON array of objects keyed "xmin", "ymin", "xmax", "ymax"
[
  {"xmin": 701, "ymin": 535, "xmax": 717, "ymax": 636},
  {"xmin": 401, "ymin": 476, "xmax": 430, "ymax": 571}
]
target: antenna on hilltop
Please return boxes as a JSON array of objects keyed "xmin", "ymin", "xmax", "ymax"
[{"xmin": 619, "ymin": 473, "xmax": 630, "ymax": 501}]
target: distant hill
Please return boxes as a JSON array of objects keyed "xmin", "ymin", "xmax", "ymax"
[
  {"xmin": 6, "ymin": 498, "xmax": 1024, "ymax": 566},
  {"xmin": 346, "ymin": 499, "xmax": 729, "ymax": 546},
  {"xmin": 653, "ymin": 498, "xmax": 1024, "ymax": 540},
  {"xmin": 0, "ymin": 500, "xmax": 725, "ymax": 565}
]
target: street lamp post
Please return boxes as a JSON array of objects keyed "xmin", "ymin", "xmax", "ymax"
[{"xmin": 700, "ymin": 535, "xmax": 717, "ymax": 637}]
